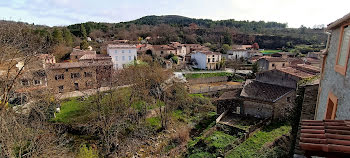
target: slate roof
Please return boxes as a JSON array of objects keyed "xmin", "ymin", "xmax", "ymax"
[
  {"xmin": 240, "ymin": 80, "xmax": 294, "ymax": 102},
  {"xmin": 277, "ymin": 67, "xmax": 315, "ymax": 79},
  {"xmin": 300, "ymin": 120, "xmax": 350, "ymax": 156},
  {"xmin": 152, "ymin": 45, "xmax": 176, "ymax": 50},
  {"xmin": 258, "ymin": 56, "xmax": 287, "ymax": 62}
]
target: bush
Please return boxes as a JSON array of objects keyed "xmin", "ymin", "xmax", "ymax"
[
  {"xmin": 76, "ymin": 144, "xmax": 98, "ymax": 158},
  {"xmin": 171, "ymin": 56, "xmax": 179, "ymax": 64}
]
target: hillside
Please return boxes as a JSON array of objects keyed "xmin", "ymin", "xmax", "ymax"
[{"xmin": 0, "ymin": 15, "xmax": 327, "ymax": 54}]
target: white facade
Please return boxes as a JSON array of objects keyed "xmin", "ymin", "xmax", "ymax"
[
  {"xmin": 191, "ymin": 51, "xmax": 222, "ymax": 70},
  {"xmin": 107, "ymin": 44, "xmax": 137, "ymax": 69},
  {"xmin": 191, "ymin": 52, "xmax": 207, "ymax": 69},
  {"xmin": 226, "ymin": 50, "xmax": 249, "ymax": 60}
]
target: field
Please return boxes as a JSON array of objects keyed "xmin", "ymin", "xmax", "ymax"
[
  {"xmin": 184, "ymin": 72, "xmax": 232, "ymax": 79},
  {"xmin": 226, "ymin": 121, "xmax": 291, "ymax": 158},
  {"xmin": 260, "ymin": 50, "xmax": 281, "ymax": 55}
]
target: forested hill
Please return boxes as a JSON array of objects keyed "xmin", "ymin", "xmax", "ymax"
[
  {"xmin": 66, "ymin": 15, "xmax": 326, "ymax": 49},
  {"xmin": 0, "ymin": 15, "xmax": 327, "ymax": 54},
  {"xmin": 123, "ymin": 15, "xmax": 287, "ymax": 29}
]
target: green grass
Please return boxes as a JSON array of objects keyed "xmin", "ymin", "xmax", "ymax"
[
  {"xmin": 146, "ymin": 117, "xmax": 161, "ymax": 130},
  {"xmin": 184, "ymin": 72, "xmax": 232, "ymax": 79},
  {"xmin": 260, "ymin": 50, "xmax": 281, "ymax": 54},
  {"xmin": 226, "ymin": 122, "xmax": 291, "ymax": 158},
  {"xmin": 205, "ymin": 131, "xmax": 237, "ymax": 149},
  {"xmin": 52, "ymin": 98, "xmax": 86, "ymax": 124},
  {"xmin": 189, "ymin": 93, "xmax": 205, "ymax": 98}
]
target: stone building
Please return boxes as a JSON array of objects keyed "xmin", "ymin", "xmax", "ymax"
[
  {"xmin": 257, "ymin": 56, "xmax": 289, "ymax": 71},
  {"xmin": 47, "ymin": 60, "xmax": 112, "ymax": 94},
  {"xmin": 70, "ymin": 49, "xmax": 96, "ymax": 62},
  {"xmin": 240, "ymin": 80, "xmax": 295, "ymax": 119},
  {"xmin": 152, "ymin": 45, "xmax": 177, "ymax": 58},
  {"xmin": 315, "ymin": 12, "xmax": 350, "ymax": 120}
]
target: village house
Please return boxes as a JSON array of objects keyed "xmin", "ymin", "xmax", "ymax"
[
  {"xmin": 183, "ymin": 44, "xmax": 209, "ymax": 54},
  {"xmin": 0, "ymin": 54, "xmax": 56, "ymax": 104},
  {"xmin": 190, "ymin": 51, "xmax": 222, "ymax": 70},
  {"xmin": 256, "ymin": 56, "xmax": 289, "ymax": 71},
  {"xmin": 107, "ymin": 44, "xmax": 137, "ymax": 70},
  {"xmin": 70, "ymin": 49, "xmax": 96, "ymax": 62},
  {"xmin": 47, "ymin": 60, "xmax": 112, "ymax": 94},
  {"xmin": 296, "ymin": 13, "xmax": 350, "ymax": 158},
  {"xmin": 169, "ymin": 42, "xmax": 187, "ymax": 57},
  {"xmin": 240, "ymin": 79, "xmax": 295, "ymax": 119},
  {"xmin": 314, "ymin": 13, "xmax": 350, "ymax": 120},
  {"xmin": 152, "ymin": 45, "xmax": 177, "ymax": 58}
]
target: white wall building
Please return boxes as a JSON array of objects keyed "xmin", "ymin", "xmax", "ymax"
[
  {"xmin": 107, "ymin": 44, "xmax": 137, "ymax": 69},
  {"xmin": 225, "ymin": 49, "xmax": 249, "ymax": 60},
  {"xmin": 191, "ymin": 51, "xmax": 222, "ymax": 70}
]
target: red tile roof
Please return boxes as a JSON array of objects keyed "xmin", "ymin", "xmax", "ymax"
[
  {"xmin": 300, "ymin": 120, "xmax": 350, "ymax": 156},
  {"xmin": 259, "ymin": 56, "xmax": 287, "ymax": 62},
  {"xmin": 277, "ymin": 67, "xmax": 315, "ymax": 79},
  {"xmin": 48, "ymin": 60, "xmax": 112, "ymax": 69}
]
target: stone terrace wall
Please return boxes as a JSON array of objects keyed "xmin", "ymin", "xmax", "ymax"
[{"xmin": 187, "ymin": 76, "xmax": 228, "ymax": 84}]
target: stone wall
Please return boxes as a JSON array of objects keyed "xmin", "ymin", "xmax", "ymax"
[
  {"xmin": 293, "ymin": 83, "xmax": 319, "ymax": 155},
  {"xmin": 316, "ymin": 26, "xmax": 350, "ymax": 120},
  {"xmin": 187, "ymin": 76, "xmax": 228, "ymax": 84},
  {"xmin": 47, "ymin": 67, "xmax": 97, "ymax": 94},
  {"xmin": 256, "ymin": 70, "xmax": 299, "ymax": 88},
  {"xmin": 243, "ymin": 100, "xmax": 273, "ymax": 118}
]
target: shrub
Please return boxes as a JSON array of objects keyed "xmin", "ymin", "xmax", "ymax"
[{"xmin": 76, "ymin": 144, "xmax": 98, "ymax": 158}]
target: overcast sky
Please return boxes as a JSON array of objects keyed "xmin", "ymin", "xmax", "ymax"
[{"xmin": 0, "ymin": 0, "xmax": 348, "ymax": 28}]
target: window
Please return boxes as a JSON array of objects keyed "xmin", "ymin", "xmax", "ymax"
[
  {"xmin": 272, "ymin": 64, "xmax": 275, "ymax": 67},
  {"xmin": 115, "ymin": 50, "xmax": 118, "ymax": 54},
  {"xmin": 207, "ymin": 58, "xmax": 210, "ymax": 62},
  {"xmin": 212, "ymin": 55, "xmax": 215, "ymax": 57},
  {"xmin": 122, "ymin": 56, "xmax": 125, "ymax": 61},
  {"xmin": 65, "ymin": 69, "xmax": 68, "ymax": 72},
  {"xmin": 58, "ymin": 85, "xmax": 64, "ymax": 93},
  {"xmin": 71, "ymin": 73, "xmax": 80, "ymax": 79},
  {"xmin": 129, "ymin": 56, "xmax": 132, "ymax": 61},
  {"xmin": 115, "ymin": 56, "xmax": 118, "ymax": 61},
  {"xmin": 122, "ymin": 50, "xmax": 124, "ymax": 53},
  {"xmin": 161, "ymin": 51, "xmax": 164, "ymax": 54},
  {"xmin": 21, "ymin": 79, "xmax": 29, "ymax": 86},
  {"xmin": 325, "ymin": 92, "xmax": 338, "ymax": 119},
  {"xmin": 84, "ymin": 72, "xmax": 92, "ymax": 77},
  {"xmin": 282, "ymin": 63, "xmax": 285, "ymax": 67},
  {"xmin": 55, "ymin": 74, "xmax": 64, "ymax": 80},
  {"xmin": 129, "ymin": 50, "xmax": 131, "ymax": 53},
  {"xmin": 74, "ymin": 83, "xmax": 79, "ymax": 90},
  {"xmin": 287, "ymin": 97, "xmax": 291, "ymax": 103},
  {"xmin": 33, "ymin": 80, "xmax": 41, "ymax": 85},
  {"xmin": 75, "ymin": 56, "xmax": 78, "ymax": 59},
  {"xmin": 335, "ymin": 24, "xmax": 350, "ymax": 75}
]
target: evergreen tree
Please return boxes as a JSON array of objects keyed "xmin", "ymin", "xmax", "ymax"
[
  {"xmin": 80, "ymin": 40, "xmax": 89, "ymax": 50},
  {"xmin": 52, "ymin": 28, "xmax": 64, "ymax": 44},
  {"xmin": 80, "ymin": 24, "xmax": 87, "ymax": 40},
  {"xmin": 63, "ymin": 28, "xmax": 73, "ymax": 46}
]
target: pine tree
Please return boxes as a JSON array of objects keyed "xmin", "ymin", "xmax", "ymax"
[
  {"xmin": 80, "ymin": 24, "xmax": 87, "ymax": 40},
  {"xmin": 63, "ymin": 28, "xmax": 73, "ymax": 46},
  {"xmin": 52, "ymin": 28, "xmax": 64, "ymax": 44},
  {"xmin": 80, "ymin": 40, "xmax": 89, "ymax": 50}
]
